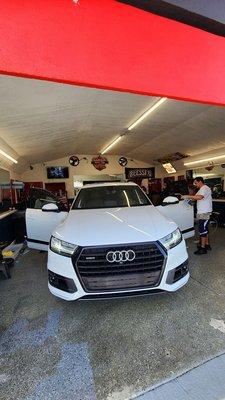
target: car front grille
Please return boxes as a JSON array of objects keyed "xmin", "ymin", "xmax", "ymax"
[{"xmin": 72, "ymin": 242, "xmax": 166, "ymax": 292}]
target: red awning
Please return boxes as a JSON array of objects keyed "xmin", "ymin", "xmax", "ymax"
[{"xmin": 0, "ymin": 0, "xmax": 225, "ymax": 105}]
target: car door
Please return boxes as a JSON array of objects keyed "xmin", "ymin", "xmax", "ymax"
[
  {"xmin": 156, "ymin": 199, "xmax": 195, "ymax": 239},
  {"xmin": 26, "ymin": 188, "xmax": 68, "ymax": 250}
]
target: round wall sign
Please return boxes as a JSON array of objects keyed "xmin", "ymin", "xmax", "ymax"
[
  {"xmin": 118, "ymin": 156, "xmax": 128, "ymax": 167},
  {"xmin": 91, "ymin": 155, "xmax": 108, "ymax": 171},
  {"xmin": 69, "ymin": 156, "xmax": 80, "ymax": 166}
]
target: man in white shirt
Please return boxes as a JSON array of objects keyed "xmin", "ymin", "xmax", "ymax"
[{"xmin": 182, "ymin": 177, "xmax": 212, "ymax": 255}]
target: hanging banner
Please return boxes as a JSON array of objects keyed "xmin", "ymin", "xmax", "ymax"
[{"xmin": 125, "ymin": 167, "xmax": 155, "ymax": 179}]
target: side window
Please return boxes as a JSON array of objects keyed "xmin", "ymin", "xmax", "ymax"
[
  {"xmin": 34, "ymin": 196, "xmax": 57, "ymax": 210},
  {"xmin": 29, "ymin": 189, "xmax": 58, "ymax": 209}
]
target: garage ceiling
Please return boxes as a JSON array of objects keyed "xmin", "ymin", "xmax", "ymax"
[{"xmin": 1, "ymin": 75, "xmax": 225, "ymax": 172}]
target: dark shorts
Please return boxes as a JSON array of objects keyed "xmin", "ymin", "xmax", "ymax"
[{"xmin": 198, "ymin": 219, "xmax": 210, "ymax": 237}]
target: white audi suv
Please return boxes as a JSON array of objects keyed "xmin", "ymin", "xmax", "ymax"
[{"xmin": 26, "ymin": 182, "xmax": 193, "ymax": 300}]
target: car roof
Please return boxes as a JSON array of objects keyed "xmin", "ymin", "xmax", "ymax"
[{"xmin": 81, "ymin": 182, "xmax": 138, "ymax": 189}]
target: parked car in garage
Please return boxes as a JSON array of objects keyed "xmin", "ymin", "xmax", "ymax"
[{"xmin": 26, "ymin": 183, "xmax": 194, "ymax": 300}]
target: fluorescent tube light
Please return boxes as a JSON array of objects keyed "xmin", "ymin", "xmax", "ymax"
[
  {"xmin": 0, "ymin": 149, "xmax": 18, "ymax": 163},
  {"xmin": 193, "ymin": 173, "xmax": 215, "ymax": 177},
  {"xmin": 162, "ymin": 163, "xmax": 176, "ymax": 174},
  {"xmin": 184, "ymin": 154, "xmax": 225, "ymax": 166},
  {"xmin": 100, "ymin": 136, "xmax": 122, "ymax": 155},
  {"xmin": 128, "ymin": 97, "xmax": 167, "ymax": 131}
]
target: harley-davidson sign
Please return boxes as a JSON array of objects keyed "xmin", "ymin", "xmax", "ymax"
[
  {"xmin": 91, "ymin": 155, "xmax": 109, "ymax": 171},
  {"xmin": 125, "ymin": 167, "xmax": 155, "ymax": 179}
]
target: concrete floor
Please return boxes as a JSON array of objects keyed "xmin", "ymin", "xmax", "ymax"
[
  {"xmin": 138, "ymin": 352, "xmax": 225, "ymax": 399},
  {"xmin": 1, "ymin": 230, "xmax": 225, "ymax": 400}
]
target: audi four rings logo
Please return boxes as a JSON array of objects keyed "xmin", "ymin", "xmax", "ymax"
[{"xmin": 106, "ymin": 250, "xmax": 136, "ymax": 263}]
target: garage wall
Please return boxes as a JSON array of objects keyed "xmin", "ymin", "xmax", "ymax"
[
  {"xmin": 0, "ymin": 168, "xmax": 10, "ymax": 182},
  {"xmin": 20, "ymin": 155, "xmax": 151, "ymax": 198},
  {"xmin": 10, "ymin": 170, "xmax": 22, "ymax": 181},
  {"xmin": 0, "ymin": 166, "xmax": 21, "ymax": 182}
]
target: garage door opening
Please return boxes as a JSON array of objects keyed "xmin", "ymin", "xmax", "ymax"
[{"xmin": 1, "ymin": 74, "xmax": 225, "ymax": 400}]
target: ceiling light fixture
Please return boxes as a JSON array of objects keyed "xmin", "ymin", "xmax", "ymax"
[
  {"xmin": 100, "ymin": 136, "xmax": 123, "ymax": 155},
  {"xmin": 184, "ymin": 154, "xmax": 225, "ymax": 166},
  {"xmin": 0, "ymin": 149, "xmax": 18, "ymax": 164},
  {"xmin": 162, "ymin": 163, "xmax": 176, "ymax": 174},
  {"xmin": 193, "ymin": 173, "xmax": 215, "ymax": 177},
  {"xmin": 127, "ymin": 97, "xmax": 167, "ymax": 131}
]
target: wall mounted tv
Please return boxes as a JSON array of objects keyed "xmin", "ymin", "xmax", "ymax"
[{"xmin": 47, "ymin": 166, "xmax": 69, "ymax": 179}]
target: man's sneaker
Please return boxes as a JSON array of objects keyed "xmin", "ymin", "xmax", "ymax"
[
  {"xmin": 194, "ymin": 247, "xmax": 207, "ymax": 255},
  {"xmin": 197, "ymin": 244, "xmax": 212, "ymax": 251}
]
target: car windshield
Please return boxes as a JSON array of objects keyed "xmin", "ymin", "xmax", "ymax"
[{"xmin": 72, "ymin": 185, "xmax": 151, "ymax": 209}]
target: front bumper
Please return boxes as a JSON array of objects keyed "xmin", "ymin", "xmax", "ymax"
[{"xmin": 47, "ymin": 238, "xmax": 189, "ymax": 301}]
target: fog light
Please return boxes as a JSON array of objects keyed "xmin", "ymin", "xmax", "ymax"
[
  {"xmin": 166, "ymin": 260, "xmax": 189, "ymax": 284},
  {"xmin": 48, "ymin": 270, "xmax": 77, "ymax": 293}
]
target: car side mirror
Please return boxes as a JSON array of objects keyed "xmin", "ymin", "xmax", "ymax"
[
  {"xmin": 162, "ymin": 196, "xmax": 179, "ymax": 206},
  {"xmin": 42, "ymin": 203, "xmax": 59, "ymax": 212}
]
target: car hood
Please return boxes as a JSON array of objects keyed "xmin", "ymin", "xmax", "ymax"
[{"xmin": 54, "ymin": 205, "xmax": 177, "ymax": 246}]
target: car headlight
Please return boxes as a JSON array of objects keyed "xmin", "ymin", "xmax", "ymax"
[
  {"xmin": 159, "ymin": 228, "xmax": 182, "ymax": 250},
  {"xmin": 50, "ymin": 236, "xmax": 78, "ymax": 257}
]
